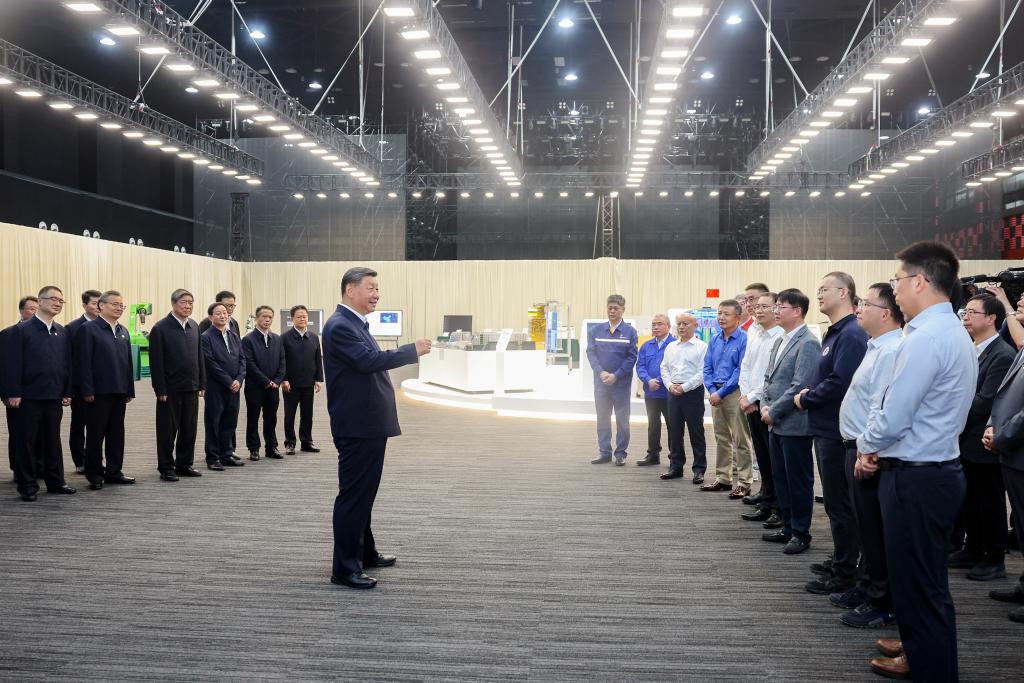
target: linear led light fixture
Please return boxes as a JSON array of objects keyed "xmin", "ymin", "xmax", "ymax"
[
  {"xmin": 0, "ymin": 38, "xmax": 262, "ymax": 177},
  {"xmin": 382, "ymin": 0, "xmax": 522, "ymax": 180},
  {"xmin": 747, "ymin": 0, "xmax": 972, "ymax": 173},
  {"xmin": 78, "ymin": 0, "xmax": 380, "ymax": 181}
]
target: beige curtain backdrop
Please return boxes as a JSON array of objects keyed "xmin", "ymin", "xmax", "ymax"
[{"xmin": 2, "ymin": 222, "xmax": 1018, "ymax": 338}]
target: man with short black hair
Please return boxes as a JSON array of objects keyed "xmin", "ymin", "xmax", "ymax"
[
  {"xmin": 149, "ymin": 289, "xmax": 206, "ymax": 481},
  {"xmin": 6, "ymin": 286, "xmax": 76, "ymax": 501},
  {"xmin": 202, "ymin": 302, "xmax": 246, "ymax": 470},
  {"xmin": 2, "ymin": 296, "xmax": 38, "ymax": 477},
  {"xmin": 199, "ymin": 290, "xmax": 240, "ymax": 336},
  {"xmin": 740, "ymin": 283, "xmax": 769, "ymax": 332},
  {"xmin": 65, "ymin": 289, "xmax": 102, "ymax": 474},
  {"xmin": 77, "ymin": 291, "xmax": 136, "ymax": 490},
  {"xmin": 588, "ymin": 294, "xmax": 639, "ymax": 466},
  {"xmin": 858, "ymin": 241, "xmax": 976, "ymax": 681},
  {"xmin": 243, "ymin": 305, "xmax": 286, "ymax": 461},
  {"xmin": 950, "ymin": 294, "xmax": 1016, "ymax": 582},
  {"xmin": 282, "ymin": 304, "xmax": 324, "ymax": 454}
]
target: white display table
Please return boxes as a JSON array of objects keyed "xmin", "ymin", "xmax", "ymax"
[{"xmin": 417, "ymin": 348, "xmax": 546, "ymax": 393}]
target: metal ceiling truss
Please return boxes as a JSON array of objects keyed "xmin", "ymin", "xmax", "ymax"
[
  {"xmin": 89, "ymin": 0, "xmax": 381, "ymax": 177},
  {"xmin": 747, "ymin": 0, "xmax": 964, "ymax": 173},
  {"xmin": 384, "ymin": 0, "xmax": 524, "ymax": 179},
  {"xmin": 285, "ymin": 171, "xmax": 849, "ymax": 192},
  {"xmin": 849, "ymin": 59, "xmax": 1024, "ymax": 179},
  {"xmin": 960, "ymin": 133, "xmax": 1024, "ymax": 179},
  {"xmin": 0, "ymin": 39, "xmax": 263, "ymax": 176}
]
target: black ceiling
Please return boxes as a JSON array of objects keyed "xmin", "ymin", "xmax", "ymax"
[{"xmin": 1, "ymin": 1, "xmax": 1020, "ymax": 140}]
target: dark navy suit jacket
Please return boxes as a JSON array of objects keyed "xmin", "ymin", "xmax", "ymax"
[
  {"xmin": 200, "ymin": 327, "xmax": 246, "ymax": 392},
  {"xmin": 78, "ymin": 318, "xmax": 135, "ymax": 398},
  {"xmin": 5, "ymin": 316, "xmax": 71, "ymax": 401},
  {"xmin": 242, "ymin": 330, "xmax": 286, "ymax": 389},
  {"xmin": 322, "ymin": 305, "xmax": 418, "ymax": 439},
  {"xmin": 64, "ymin": 314, "xmax": 93, "ymax": 396}
]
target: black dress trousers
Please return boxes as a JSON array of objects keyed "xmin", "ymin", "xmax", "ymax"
[
  {"xmin": 844, "ymin": 447, "xmax": 890, "ymax": 610},
  {"xmin": 332, "ymin": 436, "xmax": 387, "ymax": 576},
  {"xmin": 84, "ymin": 394, "xmax": 127, "ymax": 482},
  {"xmin": 13, "ymin": 399, "xmax": 65, "ymax": 495},
  {"xmin": 245, "ymin": 386, "xmax": 280, "ymax": 452},
  {"xmin": 643, "ymin": 396, "xmax": 668, "ymax": 457},
  {"xmin": 747, "ymin": 404, "xmax": 775, "ymax": 503},
  {"xmin": 961, "ymin": 459, "xmax": 1008, "ymax": 564},
  {"xmin": 283, "ymin": 386, "xmax": 315, "ymax": 447},
  {"xmin": 666, "ymin": 388, "xmax": 706, "ymax": 475},
  {"xmin": 155, "ymin": 391, "xmax": 199, "ymax": 473},
  {"xmin": 68, "ymin": 397, "xmax": 87, "ymax": 468}
]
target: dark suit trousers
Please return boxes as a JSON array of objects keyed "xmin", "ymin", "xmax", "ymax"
[
  {"xmin": 1003, "ymin": 465, "xmax": 1024, "ymax": 588},
  {"xmin": 880, "ymin": 464, "xmax": 965, "ymax": 683},
  {"xmin": 283, "ymin": 386, "xmax": 314, "ymax": 447},
  {"xmin": 815, "ymin": 436, "xmax": 860, "ymax": 581},
  {"xmin": 245, "ymin": 386, "xmax": 280, "ymax": 452},
  {"xmin": 155, "ymin": 391, "xmax": 199, "ymax": 473},
  {"xmin": 644, "ymin": 397, "xmax": 668, "ymax": 457},
  {"xmin": 332, "ymin": 436, "xmax": 387, "ymax": 576},
  {"xmin": 961, "ymin": 459, "xmax": 1008, "ymax": 564},
  {"xmin": 84, "ymin": 395, "xmax": 127, "ymax": 483},
  {"xmin": 769, "ymin": 432, "xmax": 815, "ymax": 542},
  {"xmin": 667, "ymin": 390, "xmax": 706, "ymax": 474},
  {"xmin": 747, "ymin": 405, "xmax": 775, "ymax": 505},
  {"xmin": 68, "ymin": 396, "xmax": 87, "ymax": 468},
  {"xmin": 204, "ymin": 386, "xmax": 239, "ymax": 464},
  {"xmin": 6, "ymin": 405, "xmax": 20, "ymax": 473},
  {"xmin": 13, "ymin": 400, "xmax": 65, "ymax": 495},
  {"xmin": 845, "ymin": 448, "xmax": 890, "ymax": 610}
]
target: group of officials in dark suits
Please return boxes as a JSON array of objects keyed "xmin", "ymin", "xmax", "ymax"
[{"xmin": 3, "ymin": 287, "xmax": 326, "ymax": 493}]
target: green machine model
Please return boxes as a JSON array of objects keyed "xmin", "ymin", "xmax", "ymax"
[{"xmin": 130, "ymin": 302, "xmax": 153, "ymax": 378}]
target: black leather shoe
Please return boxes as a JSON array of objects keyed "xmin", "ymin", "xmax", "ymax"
[
  {"xmin": 692, "ymin": 473, "xmax": 705, "ymax": 485},
  {"xmin": 207, "ymin": 461, "xmax": 225, "ymax": 471},
  {"xmin": 19, "ymin": 492, "xmax": 37, "ymax": 501},
  {"xmin": 104, "ymin": 474, "xmax": 135, "ymax": 485},
  {"xmin": 229, "ymin": 454, "xmax": 241, "ymax": 462},
  {"xmin": 284, "ymin": 444, "xmax": 296, "ymax": 455},
  {"xmin": 1010, "ymin": 606, "xmax": 1024, "ymax": 623},
  {"xmin": 762, "ymin": 513, "xmax": 784, "ymax": 529},
  {"xmin": 947, "ymin": 549, "xmax": 983, "ymax": 569},
  {"xmin": 784, "ymin": 538, "xmax": 811, "ymax": 555},
  {"xmin": 805, "ymin": 575, "xmax": 853, "ymax": 595},
  {"xmin": 331, "ymin": 572, "xmax": 377, "ymax": 589},
  {"xmin": 88, "ymin": 481, "xmax": 104, "ymax": 491},
  {"xmin": 591, "ymin": 456, "xmax": 612, "ymax": 464},
  {"xmin": 990, "ymin": 584, "xmax": 1024, "ymax": 604},
  {"xmin": 222, "ymin": 458, "xmax": 245, "ymax": 467},
  {"xmin": 364, "ymin": 553, "xmax": 397, "ymax": 568},
  {"xmin": 660, "ymin": 469, "xmax": 684, "ymax": 480},
  {"xmin": 967, "ymin": 563, "xmax": 1007, "ymax": 581},
  {"xmin": 249, "ymin": 450, "xmax": 261, "ymax": 461},
  {"xmin": 266, "ymin": 448, "xmax": 283, "ymax": 459},
  {"xmin": 47, "ymin": 484, "xmax": 76, "ymax": 494},
  {"xmin": 160, "ymin": 472, "xmax": 179, "ymax": 482},
  {"xmin": 175, "ymin": 467, "xmax": 202, "ymax": 477},
  {"xmin": 636, "ymin": 455, "xmax": 661, "ymax": 466},
  {"xmin": 741, "ymin": 507, "xmax": 772, "ymax": 522},
  {"xmin": 700, "ymin": 480, "xmax": 732, "ymax": 492},
  {"xmin": 742, "ymin": 492, "xmax": 769, "ymax": 506},
  {"xmin": 301, "ymin": 443, "xmax": 321, "ymax": 453},
  {"xmin": 814, "ymin": 495, "xmax": 825, "ymax": 504},
  {"xmin": 810, "ymin": 558, "xmax": 834, "ymax": 576},
  {"xmin": 762, "ymin": 530, "xmax": 792, "ymax": 543}
]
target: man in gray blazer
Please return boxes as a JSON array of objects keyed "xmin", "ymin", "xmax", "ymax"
[
  {"xmin": 984, "ymin": 340, "xmax": 1024, "ymax": 624},
  {"xmin": 760, "ymin": 289, "xmax": 821, "ymax": 555}
]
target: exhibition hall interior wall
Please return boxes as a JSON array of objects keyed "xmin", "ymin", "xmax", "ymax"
[{"xmin": 3, "ymin": 221, "xmax": 1016, "ymax": 342}]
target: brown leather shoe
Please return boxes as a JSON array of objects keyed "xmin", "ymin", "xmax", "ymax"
[
  {"xmin": 699, "ymin": 479, "xmax": 732, "ymax": 492},
  {"xmin": 729, "ymin": 485, "xmax": 751, "ymax": 499},
  {"xmin": 870, "ymin": 654, "xmax": 910, "ymax": 679},
  {"xmin": 876, "ymin": 639, "xmax": 903, "ymax": 658}
]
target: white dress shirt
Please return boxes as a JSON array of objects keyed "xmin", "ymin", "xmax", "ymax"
[
  {"xmin": 221, "ymin": 328, "xmax": 231, "ymax": 351},
  {"xmin": 341, "ymin": 304, "xmax": 368, "ymax": 326},
  {"xmin": 739, "ymin": 323, "xmax": 783, "ymax": 404},
  {"xmin": 660, "ymin": 335, "xmax": 708, "ymax": 393},
  {"xmin": 974, "ymin": 333, "xmax": 999, "ymax": 358},
  {"xmin": 839, "ymin": 328, "xmax": 903, "ymax": 441}
]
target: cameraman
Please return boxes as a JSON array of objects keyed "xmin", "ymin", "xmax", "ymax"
[{"xmin": 981, "ymin": 285, "xmax": 1024, "ymax": 350}]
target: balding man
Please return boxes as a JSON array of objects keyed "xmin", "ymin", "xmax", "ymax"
[
  {"xmin": 660, "ymin": 313, "xmax": 709, "ymax": 482},
  {"xmin": 635, "ymin": 314, "xmax": 675, "ymax": 467}
]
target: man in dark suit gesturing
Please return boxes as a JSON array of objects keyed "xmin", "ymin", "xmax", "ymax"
[{"xmin": 323, "ymin": 267, "xmax": 431, "ymax": 589}]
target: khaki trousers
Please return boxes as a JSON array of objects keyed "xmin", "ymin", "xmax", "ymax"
[{"xmin": 711, "ymin": 390, "xmax": 753, "ymax": 485}]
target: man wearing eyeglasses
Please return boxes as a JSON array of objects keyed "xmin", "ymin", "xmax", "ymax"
[
  {"xmin": 64, "ymin": 289, "xmax": 102, "ymax": 476},
  {"xmin": 795, "ymin": 273, "xmax": 868, "ymax": 597},
  {"xmin": 199, "ymin": 290, "xmax": 241, "ymax": 337},
  {"xmin": 5, "ymin": 286, "xmax": 76, "ymax": 501},
  {"xmin": 857, "ymin": 242, "xmax": 976, "ymax": 681},
  {"xmin": 77, "ymin": 291, "xmax": 136, "ymax": 490}
]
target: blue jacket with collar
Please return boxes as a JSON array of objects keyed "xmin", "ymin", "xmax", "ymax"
[
  {"xmin": 587, "ymin": 321, "xmax": 639, "ymax": 388},
  {"xmin": 636, "ymin": 334, "xmax": 675, "ymax": 398}
]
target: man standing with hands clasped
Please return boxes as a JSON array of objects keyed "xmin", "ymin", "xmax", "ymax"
[
  {"xmin": 323, "ymin": 267, "xmax": 432, "ymax": 590},
  {"xmin": 242, "ymin": 306, "xmax": 286, "ymax": 461},
  {"xmin": 635, "ymin": 314, "xmax": 675, "ymax": 468},
  {"xmin": 856, "ymin": 242, "xmax": 976, "ymax": 681},
  {"xmin": 587, "ymin": 295, "xmax": 639, "ymax": 466}
]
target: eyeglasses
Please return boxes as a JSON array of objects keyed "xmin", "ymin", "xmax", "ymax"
[
  {"xmin": 41, "ymin": 296, "xmax": 65, "ymax": 305},
  {"xmin": 223, "ymin": 304, "xmax": 236, "ymax": 310},
  {"xmin": 103, "ymin": 302, "xmax": 126, "ymax": 309},
  {"xmin": 771, "ymin": 305, "xmax": 798, "ymax": 312},
  {"xmin": 816, "ymin": 286, "xmax": 845, "ymax": 296},
  {"xmin": 753, "ymin": 304, "xmax": 773, "ymax": 311},
  {"xmin": 889, "ymin": 273, "xmax": 929, "ymax": 289},
  {"xmin": 958, "ymin": 309, "xmax": 989, "ymax": 320},
  {"xmin": 858, "ymin": 300, "xmax": 888, "ymax": 311}
]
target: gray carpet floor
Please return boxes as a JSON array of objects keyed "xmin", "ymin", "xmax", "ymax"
[{"xmin": 0, "ymin": 374, "xmax": 1021, "ymax": 682}]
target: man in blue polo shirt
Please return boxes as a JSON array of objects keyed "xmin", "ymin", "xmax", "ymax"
[
  {"xmin": 588, "ymin": 294, "xmax": 638, "ymax": 466},
  {"xmin": 635, "ymin": 314, "xmax": 675, "ymax": 468}
]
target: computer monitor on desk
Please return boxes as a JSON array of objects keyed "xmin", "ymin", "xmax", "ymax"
[
  {"xmin": 367, "ymin": 310, "xmax": 403, "ymax": 337},
  {"xmin": 443, "ymin": 315, "xmax": 472, "ymax": 335}
]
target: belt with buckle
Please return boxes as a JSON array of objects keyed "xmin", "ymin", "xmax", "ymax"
[{"xmin": 878, "ymin": 458, "xmax": 960, "ymax": 470}]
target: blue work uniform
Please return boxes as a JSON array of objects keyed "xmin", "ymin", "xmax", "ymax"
[{"xmin": 587, "ymin": 321, "xmax": 639, "ymax": 460}]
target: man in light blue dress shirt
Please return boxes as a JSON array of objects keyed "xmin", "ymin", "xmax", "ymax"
[{"xmin": 856, "ymin": 242, "xmax": 977, "ymax": 682}]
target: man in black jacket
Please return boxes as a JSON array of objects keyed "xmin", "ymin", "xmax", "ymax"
[
  {"xmin": 64, "ymin": 289, "xmax": 101, "ymax": 475},
  {"xmin": 242, "ymin": 305, "xmax": 285, "ymax": 461},
  {"xmin": 5, "ymin": 286, "xmax": 76, "ymax": 501},
  {"xmin": 78, "ymin": 290, "xmax": 136, "ymax": 490},
  {"xmin": 149, "ymin": 289, "xmax": 206, "ymax": 482},
  {"xmin": 2, "ymin": 295, "xmax": 38, "ymax": 478},
  {"xmin": 795, "ymin": 272, "xmax": 868, "ymax": 595},
  {"xmin": 282, "ymin": 305, "xmax": 323, "ymax": 455},
  {"xmin": 198, "ymin": 290, "xmax": 241, "ymax": 336},
  {"xmin": 951, "ymin": 294, "xmax": 1016, "ymax": 581},
  {"xmin": 201, "ymin": 303, "xmax": 246, "ymax": 470}
]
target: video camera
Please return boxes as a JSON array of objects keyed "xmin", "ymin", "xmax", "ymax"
[{"xmin": 958, "ymin": 268, "xmax": 1024, "ymax": 311}]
